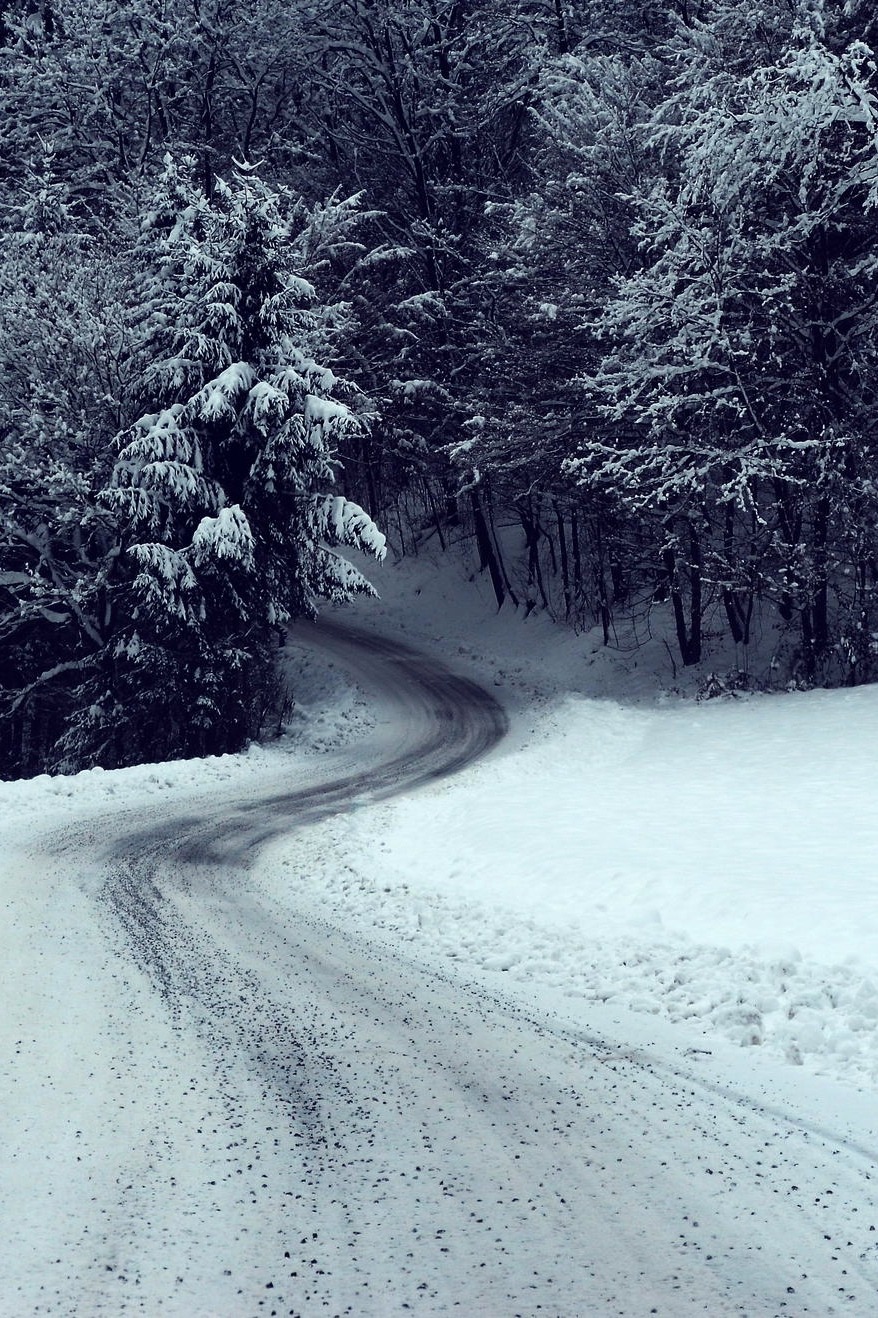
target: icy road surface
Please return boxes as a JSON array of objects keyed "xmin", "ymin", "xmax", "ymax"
[{"xmin": 3, "ymin": 624, "xmax": 878, "ymax": 1315}]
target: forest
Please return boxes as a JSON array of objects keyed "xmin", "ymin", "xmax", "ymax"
[{"xmin": 2, "ymin": 0, "xmax": 877, "ymax": 778}]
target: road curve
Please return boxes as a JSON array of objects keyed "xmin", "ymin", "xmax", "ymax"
[
  {"xmin": 11, "ymin": 622, "xmax": 878, "ymax": 1316},
  {"xmin": 107, "ymin": 617, "xmax": 510, "ymax": 867}
]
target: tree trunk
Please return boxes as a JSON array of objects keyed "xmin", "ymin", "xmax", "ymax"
[
  {"xmin": 663, "ymin": 531, "xmax": 702, "ymax": 666},
  {"xmin": 517, "ymin": 499, "xmax": 549, "ymax": 611},
  {"xmin": 592, "ymin": 512, "xmax": 611, "ymax": 644},
  {"xmin": 555, "ymin": 503, "xmax": 572, "ymax": 620},
  {"xmin": 722, "ymin": 588, "xmax": 753, "ymax": 646},
  {"xmin": 812, "ymin": 495, "xmax": 829, "ymax": 653},
  {"xmin": 471, "ymin": 489, "xmax": 505, "ymax": 609},
  {"xmin": 486, "ymin": 488, "xmax": 519, "ymax": 607}
]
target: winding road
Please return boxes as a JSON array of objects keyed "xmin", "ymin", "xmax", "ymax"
[{"xmin": 5, "ymin": 622, "xmax": 878, "ymax": 1315}]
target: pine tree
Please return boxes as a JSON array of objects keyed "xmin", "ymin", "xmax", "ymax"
[{"xmin": 81, "ymin": 158, "xmax": 385, "ymax": 767}]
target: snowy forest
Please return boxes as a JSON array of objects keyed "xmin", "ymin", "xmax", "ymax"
[{"xmin": 2, "ymin": 0, "xmax": 878, "ymax": 778}]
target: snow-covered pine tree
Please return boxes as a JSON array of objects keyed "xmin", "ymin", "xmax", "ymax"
[{"xmin": 89, "ymin": 157, "xmax": 385, "ymax": 767}]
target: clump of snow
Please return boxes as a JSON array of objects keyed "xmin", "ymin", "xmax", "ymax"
[
  {"xmin": 191, "ymin": 503, "xmax": 255, "ymax": 566},
  {"xmin": 316, "ymin": 494, "xmax": 387, "ymax": 559}
]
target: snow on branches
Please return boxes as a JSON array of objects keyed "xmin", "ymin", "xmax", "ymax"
[{"xmin": 95, "ymin": 158, "xmax": 385, "ymax": 763}]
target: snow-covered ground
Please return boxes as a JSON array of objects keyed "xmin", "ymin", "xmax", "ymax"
[
  {"xmin": 4, "ymin": 542, "xmax": 878, "ymax": 1314},
  {"xmin": 4, "ymin": 545, "xmax": 878, "ymax": 1091},
  {"xmin": 281, "ymin": 547, "xmax": 878, "ymax": 1093}
]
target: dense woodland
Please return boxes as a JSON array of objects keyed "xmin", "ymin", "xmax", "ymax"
[{"xmin": 2, "ymin": 0, "xmax": 878, "ymax": 777}]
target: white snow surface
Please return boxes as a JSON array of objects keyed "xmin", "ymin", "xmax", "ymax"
[
  {"xmin": 3, "ymin": 547, "xmax": 878, "ymax": 1088},
  {"xmin": 262, "ymin": 545, "xmax": 878, "ymax": 1092},
  {"xmin": 4, "ymin": 543, "xmax": 878, "ymax": 1314}
]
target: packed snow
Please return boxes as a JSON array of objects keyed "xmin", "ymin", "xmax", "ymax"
[{"xmin": 4, "ymin": 541, "xmax": 878, "ymax": 1314}]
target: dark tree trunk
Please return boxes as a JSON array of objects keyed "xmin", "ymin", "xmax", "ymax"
[
  {"xmin": 487, "ymin": 488, "xmax": 519, "ymax": 607},
  {"xmin": 812, "ymin": 495, "xmax": 830, "ymax": 653},
  {"xmin": 722, "ymin": 588, "xmax": 753, "ymax": 646},
  {"xmin": 471, "ymin": 489, "xmax": 505, "ymax": 609},
  {"xmin": 425, "ymin": 481, "xmax": 447, "ymax": 551},
  {"xmin": 663, "ymin": 530, "xmax": 702, "ymax": 666},
  {"xmin": 592, "ymin": 512, "xmax": 611, "ymax": 645},
  {"xmin": 517, "ymin": 499, "xmax": 549, "ymax": 611},
  {"xmin": 555, "ymin": 503, "xmax": 572, "ymax": 620}
]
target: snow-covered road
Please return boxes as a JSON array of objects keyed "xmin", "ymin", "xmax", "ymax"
[
  {"xmin": 3, "ymin": 623, "xmax": 878, "ymax": 1315},
  {"xmin": 99, "ymin": 619, "xmax": 510, "ymax": 868}
]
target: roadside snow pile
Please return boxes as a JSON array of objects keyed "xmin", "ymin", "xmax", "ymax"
[
  {"xmin": 264, "ymin": 833, "xmax": 878, "ymax": 1088},
  {"xmin": 277, "ymin": 627, "xmax": 378, "ymax": 753},
  {"xmin": 0, "ymin": 749, "xmax": 270, "ymax": 828}
]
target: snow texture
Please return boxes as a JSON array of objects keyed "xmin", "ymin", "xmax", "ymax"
[
  {"xmin": 2, "ymin": 547, "xmax": 877, "ymax": 1089},
  {"xmin": 3, "ymin": 548, "xmax": 878, "ymax": 1313}
]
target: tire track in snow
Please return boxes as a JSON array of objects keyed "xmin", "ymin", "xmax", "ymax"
[{"xmin": 103, "ymin": 618, "xmax": 510, "ymax": 869}]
